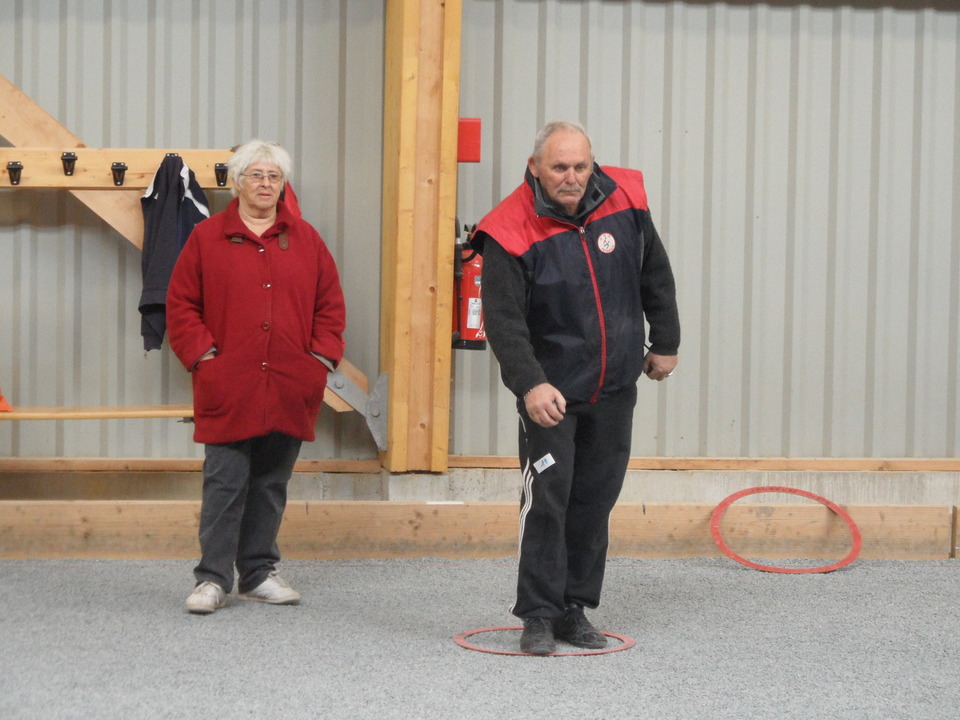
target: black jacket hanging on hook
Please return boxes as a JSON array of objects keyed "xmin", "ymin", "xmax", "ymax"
[{"xmin": 139, "ymin": 154, "xmax": 210, "ymax": 351}]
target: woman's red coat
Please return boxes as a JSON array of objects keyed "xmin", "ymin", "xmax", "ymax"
[{"xmin": 167, "ymin": 198, "xmax": 346, "ymax": 444}]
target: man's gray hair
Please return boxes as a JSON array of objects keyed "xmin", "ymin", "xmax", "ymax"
[
  {"xmin": 531, "ymin": 121, "xmax": 593, "ymax": 162},
  {"xmin": 227, "ymin": 139, "xmax": 293, "ymax": 196}
]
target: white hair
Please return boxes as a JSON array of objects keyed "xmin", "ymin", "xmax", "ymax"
[
  {"xmin": 531, "ymin": 121, "xmax": 593, "ymax": 163},
  {"xmin": 227, "ymin": 139, "xmax": 293, "ymax": 196}
]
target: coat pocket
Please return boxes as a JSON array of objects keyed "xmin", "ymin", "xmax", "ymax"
[
  {"xmin": 191, "ymin": 354, "xmax": 236, "ymax": 418},
  {"xmin": 300, "ymin": 353, "xmax": 330, "ymax": 413}
]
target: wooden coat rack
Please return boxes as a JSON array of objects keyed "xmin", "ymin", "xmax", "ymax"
[
  {"xmin": 0, "ymin": 73, "xmax": 378, "ymax": 438},
  {"xmin": 0, "ymin": 148, "xmax": 232, "ymax": 191}
]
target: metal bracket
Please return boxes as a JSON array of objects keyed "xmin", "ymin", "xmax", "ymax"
[
  {"xmin": 111, "ymin": 161, "xmax": 127, "ymax": 186},
  {"xmin": 61, "ymin": 152, "xmax": 77, "ymax": 176},
  {"xmin": 327, "ymin": 369, "xmax": 388, "ymax": 451},
  {"xmin": 6, "ymin": 160, "xmax": 22, "ymax": 185}
]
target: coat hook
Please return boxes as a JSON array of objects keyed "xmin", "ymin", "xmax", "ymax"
[
  {"xmin": 215, "ymin": 162, "xmax": 228, "ymax": 187},
  {"xmin": 61, "ymin": 152, "xmax": 77, "ymax": 176},
  {"xmin": 111, "ymin": 161, "xmax": 127, "ymax": 186},
  {"xmin": 6, "ymin": 161, "xmax": 22, "ymax": 185}
]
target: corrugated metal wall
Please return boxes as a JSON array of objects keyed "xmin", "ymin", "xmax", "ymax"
[
  {"xmin": 0, "ymin": 0, "xmax": 384, "ymax": 460},
  {"xmin": 2, "ymin": 1, "xmax": 958, "ymax": 462},
  {"xmin": 453, "ymin": 0, "xmax": 960, "ymax": 459}
]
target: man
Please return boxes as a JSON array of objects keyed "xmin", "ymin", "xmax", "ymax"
[{"xmin": 472, "ymin": 121, "xmax": 680, "ymax": 654}]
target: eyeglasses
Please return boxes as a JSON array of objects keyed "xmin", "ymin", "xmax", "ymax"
[{"xmin": 241, "ymin": 172, "xmax": 284, "ymax": 184}]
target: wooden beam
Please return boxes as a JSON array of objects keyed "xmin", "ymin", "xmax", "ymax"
[
  {"xmin": 0, "ymin": 357, "xmax": 371, "ymax": 422},
  {"xmin": 0, "ymin": 405, "xmax": 195, "ymax": 420},
  {"xmin": 610, "ymin": 503, "xmax": 952, "ymax": 561},
  {"xmin": 380, "ymin": 0, "xmax": 461, "ymax": 472},
  {"xmin": 0, "ymin": 500, "xmax": 951, "ymax": 560},
  {"xmin": 0, "ymin": 148, "xmax": 234, "ymax": 189},
  {"xmin": 3, "ymin": 455, "xmax": 957, "ymax": 474},
  {"xmin": 0, "ymin": 457, "xmax": 381, "ymax": 474},
  {"xmin": 0, "ymin": 389, "xmax": 363, "ymax": 423},
  {"xmin": 449, "ymin": 456, "xmax": 960, "ymax": 472},
  {"xmin": 324, "ymin": 357, "xmax": 370, "ymax": 413}
]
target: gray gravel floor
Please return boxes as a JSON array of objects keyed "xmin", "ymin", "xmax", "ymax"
[{"xmin": 1, "ymin": 557, "xmax": 958, "ymax": 719}]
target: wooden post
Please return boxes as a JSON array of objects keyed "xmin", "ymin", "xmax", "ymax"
[{"xmin": 381, "ymin": 0, "xmax": 462, "ymax": 472}]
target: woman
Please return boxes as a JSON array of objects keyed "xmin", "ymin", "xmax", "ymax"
[{"xmin": 167, "ymin": 139, "xmax": 346, "ymax": 614}]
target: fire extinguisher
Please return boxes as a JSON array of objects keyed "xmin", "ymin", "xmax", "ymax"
[{"xmin": 452, "ymin": 223, "xmax": 486, "ymax": 350}]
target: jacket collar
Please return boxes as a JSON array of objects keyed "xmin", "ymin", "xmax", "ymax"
[
  {"xmin": 222, "ymin": 197, "xmax": 296, "ymax": 243},
  {"xmin": 525, "ymin": 162, "xmax": 617, "ymax": 225}
]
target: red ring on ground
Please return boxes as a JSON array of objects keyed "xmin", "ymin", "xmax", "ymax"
[
  {"xmin": 710, "ymin": 485, "xmax": 862, "ymax": 574},
  {"xmin": 453, "ymin": 626, "xmax": 636, "ymax": 656}
]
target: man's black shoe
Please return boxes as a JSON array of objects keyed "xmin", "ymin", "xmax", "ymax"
[
  {"xmin": 553, "ymin": 604, "xmax": 607, "ymax": 649},
  {"xmin": 520, "ymin": 617, "xmax": 556, "ymax": 655}
]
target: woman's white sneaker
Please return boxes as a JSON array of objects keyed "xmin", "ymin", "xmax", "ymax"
[
  {"xmin": 238, "ymin": 572, "xmax": 301, "ymax": 605},
  {"xmin": 185, "ymin": 581, "xmax": 226, "ymax": 614}
]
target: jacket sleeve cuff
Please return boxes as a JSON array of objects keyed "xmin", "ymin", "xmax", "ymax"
[
  {"xmin": 190, "ymin": 346, "xmax": 216, "ymax": 371},
  {"xmin": 647, "ymin": 345, "xmax": 678, "ymax": 357},
  {"xmin": 311, "ymin": 353, "xmax": 335, "ymax": 371}
]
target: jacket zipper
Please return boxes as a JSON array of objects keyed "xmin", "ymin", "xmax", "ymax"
[{"xmin": 578, "ymin": 226, "xmax": 607, "ymax": 402}]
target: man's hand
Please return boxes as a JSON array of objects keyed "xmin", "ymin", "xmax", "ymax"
[
  {"xmin": 643, "ymin": 352, "xmax": 677, "ymax": 381},
  {"xmin": 524, "ymin": 382, "xmax": 566, "ymax": 427}
]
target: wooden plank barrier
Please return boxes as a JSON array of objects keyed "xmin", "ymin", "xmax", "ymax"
[
  {"xmin": 609, "ymin": 503, "xmax": 952, "ymax": 561},
  {"xmin": 4, "ymin": 455, "xmax": 959, "ymax": 473},
  {"xmin": 0, "ymin": 501, "xmax": 952, "ymax": 561},
  {"xmin": 0, "ymin": 457, "xmax": 381, "ymax": 474},
  {"xmin": 452, "ymin": 456, "xmax": 960, "ymax": 472}
]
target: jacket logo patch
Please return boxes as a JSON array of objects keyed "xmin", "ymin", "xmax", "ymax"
[{"xmin": 597, "ymin": 233, "xmax": 616, "ymax": 254}]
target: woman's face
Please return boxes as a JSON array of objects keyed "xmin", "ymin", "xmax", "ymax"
[{"xmin": 237, "ymin": 161, "xmax": 284, "ymax": 216}]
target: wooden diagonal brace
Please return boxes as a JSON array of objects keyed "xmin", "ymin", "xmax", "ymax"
[{"xmin": 0, "ymin": 73, "xmax": 146, "ymax": 248}]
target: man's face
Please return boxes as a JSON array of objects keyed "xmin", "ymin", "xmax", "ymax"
[{"xmin": 528, "ymin": 129, "xmax": 594, "ymax": 215}]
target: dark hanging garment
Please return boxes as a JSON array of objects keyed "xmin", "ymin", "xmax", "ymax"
[{"xmin": 139, "ymin": 155, "xmax": 210, "ymax": 350}]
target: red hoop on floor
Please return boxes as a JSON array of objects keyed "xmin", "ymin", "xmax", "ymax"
[
  {"xmin": 453, "ymin": 626, "xmax": 636, "ymax": 656},
  {"xmin": 710, "ymin": 485, "xmax": 862, "ymax": 574}
]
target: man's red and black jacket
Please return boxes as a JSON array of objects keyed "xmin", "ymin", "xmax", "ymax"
[{"xmin": 473, "ymin": 163, "xmax": 680, "ymax": 404}]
